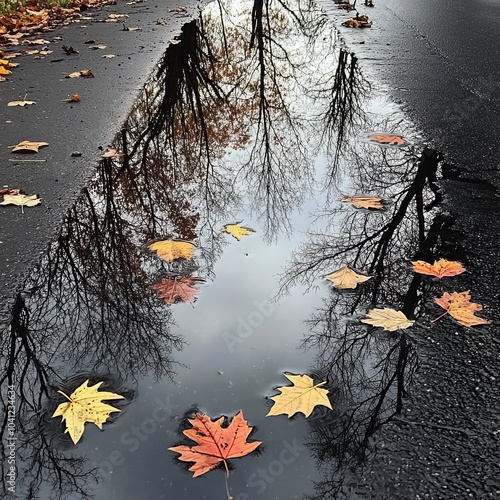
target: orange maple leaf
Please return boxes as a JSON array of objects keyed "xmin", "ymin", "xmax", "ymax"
[
  {"xmin": 368, "ymin": 133, "xmax": 407, "ymax": 145},
  {"xmin": 150, "ymin": 274, "xmax": 203, "ymax": 304},
  {"xmin": 168, "ymin": 411, "xmax": 261, "ymax": 477},
  {"xmin": 432, "ymin": 290, "xmax": 490, "ymax": 327},
  {"xmin": 412, "ymin": 259, "xmax": 465, "ymax": 278}
]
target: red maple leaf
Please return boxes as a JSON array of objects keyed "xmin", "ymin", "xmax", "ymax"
[
  {"xmin": 168, "ymin": 411, "xmax": 261, "ymax": 477},
  {"xmin": 150, "ymin": 274, "xmax": 203, "ymax": 303}
]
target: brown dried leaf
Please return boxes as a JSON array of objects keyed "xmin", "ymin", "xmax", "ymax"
[{"xmin": 433, "ymin": 291, "xmax": 490, "ymax": 327}]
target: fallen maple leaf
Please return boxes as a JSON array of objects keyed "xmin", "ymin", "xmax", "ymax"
[
  {"xmin": 361, "ymin": 308, "xmax": 414, "ymax": 331},
  {"xmin": 0, "ymin": 65, "xmax": 12, "ymax": 76},
  {"xmin": 10, "ymin": 140, "xmax": 48, "ymax": 153},
  {"xmin": 150, "ymin": 275, "xmax": 203, "ymax": 304},
  {"xmin": 168, "ymin": 411, "xmax": 261, "ymax": 477},
  {"xmin": 325, "ymin": 265, "xmax": 372, "ymax": 289},
  {"xmin": 52, "ymin": 380, "xmax": 124, "ymax": 445},
  {"xmin": 148, "ymin": 239, "xmax": 195, "ymax": 262},
  {"xmin": 412, "ymin": 259, "xmax": 465, "ymax": 278},
  {"xmin": 342, "ymin": 196, "xmax": 384, "ymax": 210},
  {"xmin": 222, "ymin": 222, "xmax": 255, "ymax": 241},
  {"xmin": 368, "ymin": 133, "xmax": 407, "ymax": 146},
  {"xmin": 0, "ymin": 193, "xmax": 41, "ymax": 213},
  {"xmin": 267, "ymin": 373, "xmax": 333, "ymax": 418},
  {"xmin": 433, "ymin": 290, "xmax": 490, "ymax": 327}
]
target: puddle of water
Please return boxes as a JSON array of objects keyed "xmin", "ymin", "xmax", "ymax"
[{"xmin": 0, "ymin": 0, "xmax": 461, "ymax": 499}]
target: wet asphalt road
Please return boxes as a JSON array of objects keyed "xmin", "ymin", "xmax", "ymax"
[
  {"xmin": 321, "ymin": 1, "xmax": 500, "ymax": 498},
  {"xmin": 0, "ymin": 0, "xmax": 206, "ymax": 328}
]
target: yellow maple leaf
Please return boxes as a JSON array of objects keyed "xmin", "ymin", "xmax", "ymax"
[
  {"xmin": 0, "ymin": 193, "xmax": 41, "ymax": 213},
  {"xmin": 10, "ymin": 140, "xmax": 49, "ymax": 153},
  {"xmin": 222, "ymin": 222, "xmax": 255, "ymax": 241},
  {"xmin": 52, "ymin": 380, "xmax": 124, "ymax": 445},
  {"xmin": 266, "ymin": 373, "xmax": 333, "ymax": 418},
  {"xmin": 341, "ymin": 196, "xmax": 384, "ymax": 210},
  {"xmin": 325, "ymin": 265, "xmax": 372, "ymax": 289},
  {"xmin": 361, "ymin": 308, "xmax": 414, "ymax": 331},
  {"xmin": 148, "ymin": 239, "xmax": 195, "ymax": 262},
  {"xmin": 412, "ymin": 258, "xmax": 465, "ymax": 278}
]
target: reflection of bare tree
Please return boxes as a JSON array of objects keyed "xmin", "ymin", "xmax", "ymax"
[{"xmin": 279, "ymin": 143, "xmax": 456, "ymax": 497}]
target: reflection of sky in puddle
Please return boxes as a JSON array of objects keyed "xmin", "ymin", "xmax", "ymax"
[{"xmin": 3, "ymin": 0, "xmax": 444, "ymax": 498}]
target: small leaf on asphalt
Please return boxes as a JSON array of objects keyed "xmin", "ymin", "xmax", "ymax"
[
  {"xmin": 222, "ymin": 222, "xmax": 255, "ymax": 240},
  {"xmin": 0, "ymin": 193, "xmax": 41, "ymax": 213},
  {"xmin": 342, "ymin": 196, "xmax": 384, "ymax": 210},
  {"xmin": 325, "ymin": 265, "xmax": 372, "ymax": 289},
  {"xmin": 10, "ymin": 140, "xmax": 49, "ymax": 153},
  {"xmin": 66, "ymin": 69, "xmax": 94, "ymax": 78},
  {"xmin": 267, "ymin": 373, "xmax": 333, "ymax": 418},
  {"xmin": 361, "ymin": 308, "xmax": 414, "ymax": 331},
  {"xmin": 8, "ymin": 100, "xmax": 36, "ymax": 107},
  {"xmin": 101, "ymin": 148, "xmax": 122, "ymax": 158},
  {"xmin": 412, "ymin": 259, "xmax": 465, "ymax": 278}
]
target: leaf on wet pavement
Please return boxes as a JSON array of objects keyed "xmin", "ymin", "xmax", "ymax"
[
  {"xmin": 433, "ymin": 290, "xmax": 490, "ymax": 327},
  {"xmin": 8, "ymin": 99, "xmax": 36, "ymax": 107},
  {"xmin": 0, "ymin": 193, "xmax": 41, "ymax": 213},
  {"xmin": 0, "ymin": 188, "xmax": 20, "ymax": 196},
  {"xmin": 10, "ymin": 140, "xmax": 48, "ymax": 153},
  {"xmin": 342, "ymin": 14, "xmax": 372, "ymax": 28},
  {"xmin": 148, "ymin": 239, "xmax": 196, "ymax": 262},
  {"xmin": 63, "ymin": 93, "xmax": 80, "ymax": 103},
  {"xmin": 342, "ymin": 196, "xmax": 384, "ymax": 210},
  {"xmin": 169, "ymin": 411, "xmax": 261, "ymax": 477},
  {"xmin": 150, "ymin": 274, "xmax": 203, "ymax": 304},
  {"xmin": 101, "ymin": 148, "xmax": 121, "ymax": 158},
  {"xmin": 325, "ymin": 265, "xmax": 372, "ymax": 289},
  {"xmin": 412, "ymin": 259, "xmax": 465, "ymax": 278},
  {"xmin": 52, "ymin": 380, "xmax": 124, "ymax": 445},
  {"xmin": 266, "ymin": 373, "xmax": 333, "ymax": 418},
  {"xmin": 222, "ymin": 222, "xmax": 255, "ymax": 241},
  {"xmin": 66, "ymin": 69, "xmax": 94, "ymax": 78},
  {"xmin": 361, "ymin": 308, "xmax": 414, "ymax": 331},
  {"xmin": 368, "ymin": 133, "xmax": 407, "ymax": 146},
  {"xmin": 62, "ymin": 45, "xmax": 79, "ymax": 54}
]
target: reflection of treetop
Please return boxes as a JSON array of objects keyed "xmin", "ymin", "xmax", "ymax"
[{"xmin": 118, "ymin": 0, "xmax": 368, "ymax": 240}]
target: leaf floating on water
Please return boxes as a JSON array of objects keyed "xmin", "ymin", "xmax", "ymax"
[
  {"xmin": 222, "ymin": 222, "xmax": 255, "ymax": 241},
  {"xmin": 52, "ymin": 380, "xmax": 124, "ymax": 445},
  {"xmin": 368, "ymin": 133, "xmax": 407, "ymax": 146},
  {"xmin": 148, "ymin": 239, "xmax": 195, "ymax": 262},
  {"xmin": 342, "ymin": 196, "xmax": 384, "ymax": 210},
  {"xmin": 0, "ymin": 193, "xmax": 40, "ymax": 213},
  {"xmin": 412, "ymin": 259, "xmax": 465, "ymax": 278},
  {"xmin": 266, "ymin": 373, "xmax": 333, "ymax": 418},
  {"xmin": 325, "ymin": 265, "xmax": 372, "ymax": 289},
  {"xmin": 433, "ymin": 290, "xmax": 490, "ymax": 327},
  {"xmin": 361, "ymin": 308, "xmax": 414, "ymax": 331},
  {"xmin": 168, "ymin": 411, "xmax": 261, "ymax": 477},
  {"xmin": 10, "ymin": 140, "xmax": 49, "ymax": 153},
  {"xmin": 150, "ymin": 275, "xmax": 203, "ymax": 304}
]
